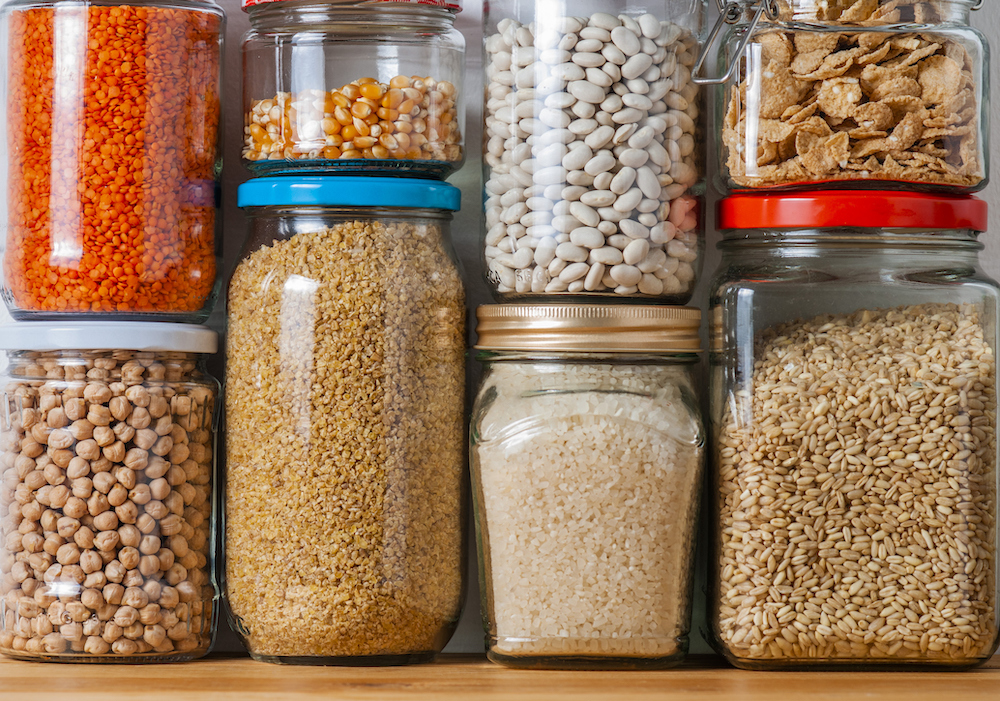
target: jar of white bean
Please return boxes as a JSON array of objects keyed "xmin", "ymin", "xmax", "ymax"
[
  {"xmin": 482, "ymin": 0, "xmax": 705, "ymax": 302},
  {"xmin": 709, "ymin": 192, "xmax": 1000, "ymax": 669},
  {"xmin": 242, "ymin": 0, "xmax": 465, "ymax": 178},
  {"xmin": 0, "ymin": 323, "xmax": 218, "ymax": 662},
  {"xmin": 472, "ymin": 305, "xmax": 704, "ymax": 669}
]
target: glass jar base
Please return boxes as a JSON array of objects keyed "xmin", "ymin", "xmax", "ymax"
[
  {"xmin": 244, "ymin": 158, "xmax": 458, "ymax": 180},
  {"xmin": 248, "ymin": 652, "xmax": 437, "ymax": 666},
  {"xmin": 0, "ymin": 649, "xmax": 210, "ymax": 664},
  {"xmin": 486, "ymin": 649, "xmax": 686, "ymax": 671},
  {"xmin": 719, "ymin": 651, "xmax": 992, "ymax": 672}
]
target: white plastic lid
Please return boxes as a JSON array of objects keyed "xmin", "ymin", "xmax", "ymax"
[{"xmin": 0, "ymin": 323, "xmax": 218, "ymax": 354}]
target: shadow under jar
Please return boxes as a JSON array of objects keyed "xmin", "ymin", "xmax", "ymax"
[
  {"xmin": 1, "ymin": 0, "xmax": 224, "ymax": 320},
  {"xmin": 482, "ymin": 0, "xmax": 706, "ymax": 302},
  {"xmin": 708, "ymin": 192, "xmax": 1000, "ymax": 669},
  {"xmin": 0, "ymin": 323, "xmax": 219, "ymax": 662},
  {"xmin": 225, "ymin": 176, "xmax": 467, "ymax": 665},
  {"xmin": 241, "ymin": 0, "xmax": 465, "ymax": 177},
  {"xmin": 471, "ymin": 305, "xmax": 705, "ymax": 669},
  {"xmin": 702, "ymin": 0, "xmax": 989, "ymax": 193}
]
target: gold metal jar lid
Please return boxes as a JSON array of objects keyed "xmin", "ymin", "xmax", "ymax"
[{"xmin": 475, "ymin": 305, "xmax": 702, "ymax": 353}]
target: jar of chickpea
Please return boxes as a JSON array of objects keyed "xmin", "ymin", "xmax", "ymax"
[
  {"xmin": 242, "ymin": 0, "xmax": 465, "ymax": 178},
  {"xmin": 0, "ymin": 323, "xmax": 219, "ymax": 662}
]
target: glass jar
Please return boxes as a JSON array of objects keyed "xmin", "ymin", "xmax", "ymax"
[
  {"xmin": 471, "ymin": 305, "xmax": 704, "ymax": 669},
  {"xmin": 699, "ymin": 0, "xmax": 988, "ymax": 192},
  {"xmin": 241, "ymin": 0, "xmax": 465, "ymax": 177},
  {"xmin": 482, "ymin": 0, "xmax": 707, "ymax": 302},
  {"xmin": 226, "ymin": 176, "xmax": 466, "ymax": 665},
  {"xmin": 1, "ymin": 0, "xmax": 224, "ymax": 320},
  {"xmin": 708, "ymin": 192, "xmax": 1000, "ymax": 669},
  {"xmin": 0, "ymin": 323, "xmax": 219, "ymax": 662}
]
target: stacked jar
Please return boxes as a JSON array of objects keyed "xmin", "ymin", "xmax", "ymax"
[
  {"xmin": 0, "ymin": 0, "xmax": 224, "ymax": 663},
  {"xmin": 700, "ymin": 0, "xmax": 998, "ymax": 670},
  {"xmin": 225, "ymin": 0, "xmax": 468, "ymax": 665},
  {"xmin": 471, "ymin": 0, "xmax": 709, "ymax": 670}
]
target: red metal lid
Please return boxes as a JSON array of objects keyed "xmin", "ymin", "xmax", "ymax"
[
  {"xmin": 719, "ymin": 192, "xmax": 988, "ymax": 232},
  {"xmin": 243, "ymin": 0, "xmax": 460, "ymax": 12}
]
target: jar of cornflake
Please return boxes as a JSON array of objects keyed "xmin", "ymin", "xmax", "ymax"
[
  {"xmin": 696, "ymin": 0, "xmax": 988, "ymax": 192},
  {"xmin": 472, "ymin": 304, "xmax": 704, "ymax": 669}
]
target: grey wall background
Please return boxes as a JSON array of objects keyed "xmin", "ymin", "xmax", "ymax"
[{"xmin": 0, "ymin": 0, "xmax": 996, "ymax": 656}]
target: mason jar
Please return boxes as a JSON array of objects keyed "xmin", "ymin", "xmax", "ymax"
[
  {"xmin": 708, "ymin": 191, "xmax": 999, "ymax": 669},
  {"xmin": 0, "ymin": 323, "xmax": 219, "ymax": 662},
  {"xmin": 471, "ymin": 304, "xmax": 704, "ymax": 669},
  {"xmin": 697, "ymin": 0, "xmax": 989, "ymax": 192},
  {"xmin": 1, "ymin": 0, "xmax": 224, "ymax": 320},
  {"xmin": 242, "ymin": 0, "xmax": 465, "ymax": 177},
  {"xmin": 226, "ymin": 176, "xmax": 466, "ymax": 664},
  {"xmin": 482, "ymin": 0, "xmax": 706, "ymax": 302}
]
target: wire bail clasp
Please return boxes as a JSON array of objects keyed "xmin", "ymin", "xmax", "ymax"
[{"xmin": 692, "ymin": 0, "xmax": 778, "ymax": 85}]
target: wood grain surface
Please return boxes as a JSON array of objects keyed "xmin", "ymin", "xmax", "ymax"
[{"xmin": 1, "ymin": 654, "xmax": 999, "ymax": 700}]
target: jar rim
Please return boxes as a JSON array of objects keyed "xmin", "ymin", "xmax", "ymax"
[
  {"xmin": 475, "ymin": 305, "xmax": 702, "ymax": 353},
  {"xmin": 719, "ymin": 192, "xmax": 987, "ymax": 231},
  {"xmin": 243, "ymin": 0, "xmax": 460, "ymax": 14},
  {"xmin": 0, "ymin": 323, "xmax": 218, "ymax": 354},
  {"xmin": 238, "ymin": 176, "xmax": 461, "ymax": 211}
]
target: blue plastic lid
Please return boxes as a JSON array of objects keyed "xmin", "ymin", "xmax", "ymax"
[{"xmin": 238, "ymin": 176, "xmax": 461, "ymax": 211}]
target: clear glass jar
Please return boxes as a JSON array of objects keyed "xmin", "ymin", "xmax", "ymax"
[
  {"xmin": 0, "ymin": 323, "xmax": 219, "ymax": 662},
  {"xmin": 1, "ymin": 0, "xmax": 224, "ymax": 320},
  {"xmin": 708, "ymin": 192, "xmax": 1000, "ymax": 669},
  {"xmin": 702, "ymin": 0, "xmax": 988, "ymax": 192},
  {"xmin": 482, "ymin": 0, "xmax": 707, "ymax": 302},
  {"xmin": 226, "ymin": 176, "xmax": 466, "ymax": 665},
  {"xmin": 471, "ymin": 305, "xmax": 704, "ymax": 669},
  {"xmin": 241, "ymin": 0, "xmax": 465, "ymax": 177}
]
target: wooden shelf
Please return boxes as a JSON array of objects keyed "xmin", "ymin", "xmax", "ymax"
[{"xmin": 1, "ymin": 653, "xmax": 999, "ymax": 700}]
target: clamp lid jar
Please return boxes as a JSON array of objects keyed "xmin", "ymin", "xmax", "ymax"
[{"xmin": 695, "ymin": 0, "xmax": 989, "ymax": 193}]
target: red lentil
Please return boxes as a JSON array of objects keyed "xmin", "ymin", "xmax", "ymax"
[{"xmin": 4, "ymin": 4, "xmax": 221, "ymax": 315}]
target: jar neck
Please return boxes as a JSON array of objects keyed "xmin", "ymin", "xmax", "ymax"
[
  {"xmin": 477, "ymin": 351, "xmax": 700, "ymax": 365},
  {"xmin": 719, "ymin": 229, "xmax": 984, "ymax": 262},
  {"xmin": 246, "ymin": 0, "xmax": 456, "ymax": 32},
  {"xmin": 737, "ymin": 0, "xmax": 974, "ymax": 25},
  {"xmin": 8, "ymin": 350, "xmax": 203, "ymax": 383}
]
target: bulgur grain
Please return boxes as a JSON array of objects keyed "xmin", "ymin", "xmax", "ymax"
[
  {"xmin": 225, "ymin": 219, "xmax": 466, "ymax": 660},
  {"xmin": 716, "ymin": 303, "xmax": 997, "ymax": 663}
]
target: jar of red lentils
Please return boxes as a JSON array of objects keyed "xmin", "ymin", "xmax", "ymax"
[
  {"xmin": 241, "ymin": 0, "xmax": 465, "ymax": 178},
  {"xmin": 1, "ymin": 0, "xmax": 224, "ymax": 321}
]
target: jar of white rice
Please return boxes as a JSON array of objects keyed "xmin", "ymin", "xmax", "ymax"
[{"xmin": 471, "ymin": 304, "xmax": 704, "ymax": 669}]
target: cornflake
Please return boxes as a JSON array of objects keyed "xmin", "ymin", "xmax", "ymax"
[{"xmin": 724, "ymin": 0, "xmax": 982, "ymax": 188}]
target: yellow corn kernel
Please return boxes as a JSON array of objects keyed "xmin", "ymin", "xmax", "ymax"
[
  {"xmin": 378, "ymin": 120, "xmax": 395, "ymax": 134},
  {"xmin": 379, "ymin": 133, "xmax": 398, "ymax": 150},
  {"xmin": 394, "ymin": 120, "xmax": 413, "ymax": 134},
  {"xmin": 353, "ymin": 116, "xmax": 371, "ymax": 137},
  {"xmin": 398, "ymin": 99, "xmax": 416, "ymax": 116},
  {"xmin": 351, "ymin": 102, "xmax": 373, "ymax": 119},
  {"xmin": 341, "ymin": 84, "xmax": 361, "ymax": 101},
  {"xmin": 394, "ymin": 132, "xmax": 411, "ymax": 150},
  {"xmin": 359, "ymin": 83, "xmax": 384, "ymax": 100},
  {"xmin": 357, "ymin": 76, "xmax": 378, "ymax": 85},
  {"xmin": 334, "ymin": 106, "xmax": 353, "ymax": 126},
  {"xmin": 353, "ymin": 136, "xmax": 377, "ymax": 148},
  {"xmin": 341, "ymin": 124, "xmax": 359, "ymax": 140},
  {"xmin": 331, "ymin": 92, "xmax": 351, "ymax": 108},
  {"xmin": 322, "ymin": 145, "xmax": 342, "ymax": 159},
  {"xmin": 377, "ymin": 107, "xmax": 399, "ymax": 121},
  {"xmin": 372, "ymin": 145, "xmax": 390, "ymax": 159},
  {"xmin": 340, "ymin": 149, "xmax": 362, "ymax": 159},
  {"xmin": 389, "ymin": 75, "xmax": 410, "ymax": 89}
]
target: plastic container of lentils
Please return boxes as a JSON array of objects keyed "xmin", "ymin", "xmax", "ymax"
[
  {"xmin": 1, "ymin": 0, "xmax": 224, "ymax": 320},
  {"xmin": 0, "ymin": 323, "xmax": 218, "ymax": 662},
  {"xmin": 226, "ymin": 176, "xmax": 466, "ymax": 665},
  {"xmin": 482, "ymin": 0, "xmax": 706, "ymax": 302},
  {"xmin": 698, "ymin": 0, "xmax": 988, "ymax": 192},
  {"xmin": 471, "ymin": 305, "xmax": 704, "ymax": 669},
  {"xmin": 241, "ymin": 0, "xmax": 464, "ymax": 177},
  {"xmin": 708, "ymin": 192, "xmax": 999, "ymax": 669}
]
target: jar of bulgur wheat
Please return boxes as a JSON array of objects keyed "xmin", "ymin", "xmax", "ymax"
[
  {"xmin": 0, "ymin": 323, "xmax": 218, "ymax": 662},
  {"xmin": 226, "ymin": 176, "xmax": 466, "ymax": 665},
  {"xmin": 697, "ymin": 0, "xmax": 988, "ymax": 193},
  {"xmin": 708, "ymin": 192, "xmax": 999, "ymax": 669},
  {"xmin": 242, "ymin": 0, "xmax": 465, "ymax": 177},
  {"xmin": 471, "ymin": 304, "xmax": 704, "ymax": 669}
]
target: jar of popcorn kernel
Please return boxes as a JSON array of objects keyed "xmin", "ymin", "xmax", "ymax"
[
  {"xmin": 242, "ymin": 0, "xmax": 465, "ymax": 178},
  {"xmin": 697, "ymin": 0, "xmax": 988, "ymax": 192},
  {"xmin": 0, "ymin": 323, "xmax": 219, "ymax": 662},
  {"xmin": 708, "ymin": 192, "xmax": 999, "ymax": 669}
]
